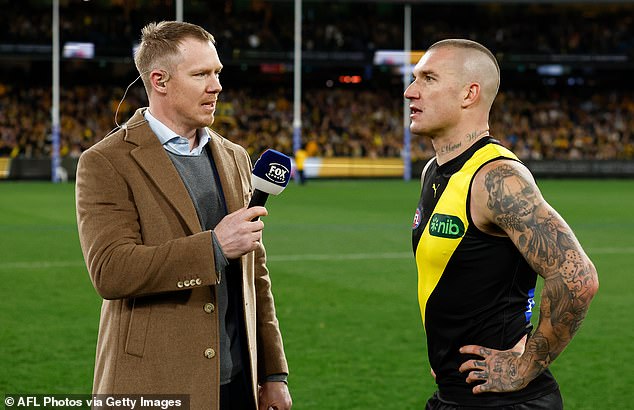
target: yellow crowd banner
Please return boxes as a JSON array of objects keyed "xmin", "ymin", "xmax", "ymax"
[
  {"xmin": 0, "ymin": 158, "xmax": 11, "ymax": 179},
  {"xmin": 303, "ymin": 157, "xmax": 404, "ymax": 178}
]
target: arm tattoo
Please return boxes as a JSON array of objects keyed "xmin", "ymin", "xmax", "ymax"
[{"xmin": 484, "ymin": 164, "xmax": 597, "ymax": 379}]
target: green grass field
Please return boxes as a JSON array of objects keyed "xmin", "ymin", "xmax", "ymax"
[{"xmin": 1, "ymin": 179, "xmax": 633, "ymax": 409}]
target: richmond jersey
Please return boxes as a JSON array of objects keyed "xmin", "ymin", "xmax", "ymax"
[{"xmin": 412, "ymin": 137, "xmax": 558, "ymax": 406}]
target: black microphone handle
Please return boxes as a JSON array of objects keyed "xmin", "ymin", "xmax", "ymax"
[
  {"xmin": 248, "ymin": 189, "xmax": 269, "ymax": 221},
  {"xmin": 248, "ymin": 189, "xmax": 269, "ymax": 208}
]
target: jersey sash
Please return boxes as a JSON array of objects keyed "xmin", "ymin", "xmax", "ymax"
[{"xmin": 415, "ymin": 143, "xmax": 519, "ymax": 327}]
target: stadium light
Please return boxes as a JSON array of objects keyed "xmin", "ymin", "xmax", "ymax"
[{"xmin": 338, "ymin": 75, "xmax": 362, "ymax": 84}]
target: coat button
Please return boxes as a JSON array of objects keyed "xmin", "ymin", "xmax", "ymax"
[
  {"xmin": 204, "ymin": 348, "xmax": 216, "ymax": 359},
  {"xmin": 195, "ymin": 278, "xmax": 202, "ymax": 285},
  {"xmin": 184, "ymin": 280, "xmax": 190, "ymax": 287},
  {"xmin": 177, "ymin": 281, "xmax": 184, "ymax": 288},
  {"xmin": 204, "ymin": 303, "xmax": 215, "ymax": 314}
]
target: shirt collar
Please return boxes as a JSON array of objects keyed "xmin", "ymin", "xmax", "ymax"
[{"xmin": 144, "ymin": 109, "xmax": 211, "ymax": 156}]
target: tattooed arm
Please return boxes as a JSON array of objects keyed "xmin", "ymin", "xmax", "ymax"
[{"xmin": 459, "ymin": 159, "xmax": 599, "ymax": 394}]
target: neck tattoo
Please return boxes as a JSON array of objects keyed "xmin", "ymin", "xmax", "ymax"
[
  {"xmin": 438, "ymin": 130, "xmax": 489, "ymax": 155},
  {"xmin": 439, "ymin": 141, "xmax": 462, "ymax": 154},
  {"xmin": 466, "ymin": 129, "xmax": 490, "ymax": 143}
]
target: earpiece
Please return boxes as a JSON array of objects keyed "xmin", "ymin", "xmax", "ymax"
[
  {"xmin": 107, "ymin": 73, "xmax": 143, "ymax": 136},
  {"xmin": 157, "ymin": 71, "xmax": 170, "ymax": 87}
]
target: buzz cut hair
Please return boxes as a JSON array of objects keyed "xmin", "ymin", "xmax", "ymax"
[{"xmin": 429, "ymin": 38, "xmax": 501, "ymax": 95}]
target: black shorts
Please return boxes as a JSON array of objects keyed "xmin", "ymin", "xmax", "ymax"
[{"xmin": 425, "ymin": 388, "xmax": 563, "ymax": 410}]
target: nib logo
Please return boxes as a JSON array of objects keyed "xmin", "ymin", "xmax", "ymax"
[{"xmin": 429, "ymin": 213, "xmax": 465, "ymax": 239}]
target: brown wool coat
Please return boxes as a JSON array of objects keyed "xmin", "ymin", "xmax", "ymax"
[{"xmin": 75, "ymin": 108, "xmax": 288, "ymax": 409}]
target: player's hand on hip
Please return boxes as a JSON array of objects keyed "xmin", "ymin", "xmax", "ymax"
[
  {"xmin": 214, "ymin": 206, "xmax": 268, "ymax": 259},
  {"xmin": 458, "ymin": 334, "xmax": 529, "ymax": 394}
]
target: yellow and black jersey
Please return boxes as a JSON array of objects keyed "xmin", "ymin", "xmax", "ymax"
[{"xmin": 412, "ymin": 137, "xmax": 558, "ymax": 406}]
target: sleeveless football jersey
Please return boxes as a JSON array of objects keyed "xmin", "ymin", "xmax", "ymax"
[{"xmin": 412, "ymin": 137, "xmax": 558, "ymax": 405}]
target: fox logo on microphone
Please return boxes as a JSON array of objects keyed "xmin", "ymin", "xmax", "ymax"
[
  {"xmin": 265, "ymin": 163, "xmax": 290, "ymax": 184},
  {"xmin": 251, "ymin": 149, "xmax": 292, "ymax": 196}
]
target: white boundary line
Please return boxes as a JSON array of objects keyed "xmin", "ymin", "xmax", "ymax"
[
  {"xmin": 268, "ymin": 252, "xmax": 411, "ymax": 262},
  {"xmin": 0, "ymin": 248, "xmax": 632, "ymax": 270},
  {"xmin": 0, "ymin": 261, "xmax": 86, "ymax": 269}
]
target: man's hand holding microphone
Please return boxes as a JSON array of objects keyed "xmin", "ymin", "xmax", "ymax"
[{"xmin": 215, "ymin": 149, "xmax": 292, "ymax": 258}]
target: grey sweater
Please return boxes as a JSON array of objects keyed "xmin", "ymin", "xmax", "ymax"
[{"xmin": 168, "ymin": 148, "xmax": 244, "ymax": 385}]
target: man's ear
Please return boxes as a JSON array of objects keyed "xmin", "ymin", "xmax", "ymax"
[
  {"xmin": 151, "ymin": 70, "xmax": 170, "ymax": 92},
  {"xmin": 462, "ymin": 83, "xmax": 480, "ymax": 108}
]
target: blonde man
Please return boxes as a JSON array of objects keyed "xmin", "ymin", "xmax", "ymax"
[{"xmin": 76, "ymin": 21, "xmax": 291, "ymax": 410}]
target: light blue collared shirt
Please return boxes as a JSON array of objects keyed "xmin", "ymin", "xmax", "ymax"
[{"xmin": 144, "ymin": 109, "xmax": 211, "ymax": 156}]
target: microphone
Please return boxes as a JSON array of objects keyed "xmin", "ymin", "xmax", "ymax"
[{"xmin": 248, "ymin": 149, "xmax": 292, "ymax": 218}]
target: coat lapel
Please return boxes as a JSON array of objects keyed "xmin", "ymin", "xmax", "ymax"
[
  {"xmin": 208, "ymin": 131, "xmax": 248, "ymax": 213},
  {"xmin": 124, "ymin": 109, "xmax": 202, "ymax": 234}
]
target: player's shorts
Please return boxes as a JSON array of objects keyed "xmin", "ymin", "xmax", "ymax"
[{"xmin": 425, "ymin": 388, "xmax": 563, "ymax": 410}]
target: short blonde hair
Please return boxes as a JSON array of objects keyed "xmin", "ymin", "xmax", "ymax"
[{"xmin": 134, "ymin": 21, "xmax": 215, "ymax": 93}]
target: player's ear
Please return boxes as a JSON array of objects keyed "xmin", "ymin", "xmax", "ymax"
[{"xmin": 462, "ymin": 83, "xmax": 480, "ymax": 108}]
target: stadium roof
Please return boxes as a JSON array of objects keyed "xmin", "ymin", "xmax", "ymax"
[{"xmin": 301, "ymin": 0, "xmax": 634, "ymax": 3}]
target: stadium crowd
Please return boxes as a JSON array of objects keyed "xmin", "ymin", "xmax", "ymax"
[
  {"xmin": 1, "ymin": 1, "xmax": 633, "ymax": 163},
  {"xmin": 3, "ymin": 2, "xmax": 633, "ymax": 56},
  {"xmin": 1, "ymin": 82, "xmax": 632, "ymax": 162}
]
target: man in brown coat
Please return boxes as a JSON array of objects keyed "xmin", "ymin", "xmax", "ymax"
[{"xmin": 76, "ymin": 21, "xmax": 292, "ymax": 410}]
